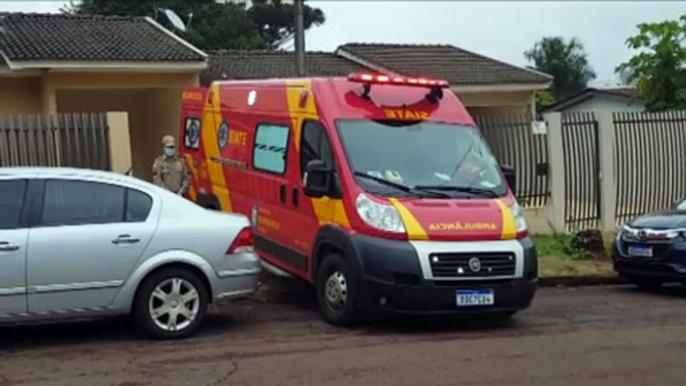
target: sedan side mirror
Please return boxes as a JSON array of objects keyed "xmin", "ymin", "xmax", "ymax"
[
  {"xmin": 303, "ymin": 160, "xmax": 333, "ymax": 198},
  {"xmin": 501, "ymin": 164, "xmax": 516, "ymax": 192},
  {"xmin": 673, "ymin": 199, "xmax": 686, "ymax": 211}
]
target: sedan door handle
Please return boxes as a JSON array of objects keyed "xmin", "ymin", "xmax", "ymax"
[
  {"xmin": 0, "ymin": 242, "xmax": 19, "ymax": 252},
  {"xmin": 112, "ymin": 235, "xmax": 140, "ymax": 245}
]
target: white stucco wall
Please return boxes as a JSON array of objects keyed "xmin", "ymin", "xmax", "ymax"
[{"xmin": 561, "ymin": 94, "xmax": 645, "ymax": 113}]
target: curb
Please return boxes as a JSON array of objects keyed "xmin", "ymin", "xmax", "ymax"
[{"xmin": 538, "ymin": 275, "xmax": 626, "ymax": 287}]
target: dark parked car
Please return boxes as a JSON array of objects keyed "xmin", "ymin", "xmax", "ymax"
[{"xmin": 613, "ymin": 199, "xmax": 686, "ymax": 290}]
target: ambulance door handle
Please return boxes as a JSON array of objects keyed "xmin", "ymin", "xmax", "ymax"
[
  {"xmin": 279, "ymin": 183, "xmax": 287, "ymax": 204},
  {"xmin": 292, "ymin": 186, "xmax": 300, "ymax": 207}
]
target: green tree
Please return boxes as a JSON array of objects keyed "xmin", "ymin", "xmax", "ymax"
[
  {"xmin": 616, "ymin": 16, "xmax": 686, "ymax": 112},
  {"xmin": 524, "ymin": 36, "xmax": 597, "ymax": 101},
  {"xmin": 182, "ymin": 2, "xmax": 267, "ymax": 50},
  {"xmin": 249, "ymin": 0, "xmax": 326, "ymax": 49},
  {"xmin": 64, "ymin": 0, "xmax": 326, "ymax": 51},
  {"xmin": 534, "ymin": 90, "xmax": 556, "ymax": 111}
]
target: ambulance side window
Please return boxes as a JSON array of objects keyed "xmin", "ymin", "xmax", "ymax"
[
  {"xmin": 253, "ymin": 123, "xmax": 290, "ymax": 175},
  {"xmin": 300, "ymin": 120, "xmax": 334, "ymax": 179}
]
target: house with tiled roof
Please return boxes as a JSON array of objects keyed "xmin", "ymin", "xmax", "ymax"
[
  {"xmin": 201, "ymin": 50, "xmax": 370, "ymax": 86},
  {"xmin": 1, "ymin": 12, "xmax": 552, "ymax": 177},
  {"xmin": 544, "ymin": 87, "xmax": 644, "ymax": 113},
  {"xmin": 202, "ymin": 43, "xmax": 553, "ymax": 116},
  {"xmin": 0, "ymin": 12, "xmax": 208, "ymax": 179}
]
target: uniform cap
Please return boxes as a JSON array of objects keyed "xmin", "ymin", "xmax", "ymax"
[{"xmin": 162, "ymin": 135, "xmax": 176, "ymax": 147}]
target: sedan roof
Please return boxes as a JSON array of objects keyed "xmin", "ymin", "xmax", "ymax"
[{"xmin": 0, "ymin": 167, "xmax": 153, "ymax": 189}]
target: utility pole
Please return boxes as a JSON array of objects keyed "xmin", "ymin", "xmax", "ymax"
[{"xmin": 294, "ymin": 0, "xmax": 305, "ymax": 76}]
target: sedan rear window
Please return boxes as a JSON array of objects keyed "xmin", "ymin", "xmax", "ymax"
[
  {"xmin": 126, "ymin": 188, "xmax": 153, "ymax": 222},
  {"xmin": 42, "ymin": 180, "xmax": 125, "ymax": 226},
  {"xmin": 0, "ymin": 179, "xmax": 27, "ymax": 230}
]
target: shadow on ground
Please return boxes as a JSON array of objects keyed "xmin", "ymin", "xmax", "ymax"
[
  {"xmin": 616, "ymin": 282, "xmax": 686, "ymax": 298},
  {"xmin": 0, "ymin": 305, "xmax": 255, "ymax": 351},
  {"xmin": 11, "ymin": 276, "xmax": 680, "ymax": 350},
  {"xmin": 256, "ymin": 275, "xmax": 523, "ymax": 336}
]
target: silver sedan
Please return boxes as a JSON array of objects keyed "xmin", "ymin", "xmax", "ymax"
[{"xmin": 0, "ymin": 167, "xmax": 261, "ymax": 339}]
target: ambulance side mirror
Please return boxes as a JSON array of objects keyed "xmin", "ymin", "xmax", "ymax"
[
  {"xmin": 303, "ymin": 160, "xmax": 333, "ymax": 198},
  {"xmin": 501, "ymin": 164, "xmax": 516, "ymax": 192}
]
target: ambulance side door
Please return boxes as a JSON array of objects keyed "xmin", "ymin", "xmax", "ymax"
[
  {"xmin": 287, "ymin": 120, "xmax": 339, "ymax": 270},
  {"xmin": 250, "ymin": 121, "xmax": 308, "ymax": 277}
]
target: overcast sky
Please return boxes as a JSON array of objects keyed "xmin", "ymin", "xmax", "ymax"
[{"xmin": 2, "ymin": 1, "xmax": 685, "ymax": 84}]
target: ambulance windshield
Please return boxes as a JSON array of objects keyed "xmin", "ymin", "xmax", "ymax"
[{"xmin": 336, "ymin": 119, "xmax": 507, "ymax": 198}]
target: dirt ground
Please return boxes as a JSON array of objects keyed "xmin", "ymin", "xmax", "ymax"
[{"xmin": 2, "ymin": 284, "xmax": 686, "ymax": 386}]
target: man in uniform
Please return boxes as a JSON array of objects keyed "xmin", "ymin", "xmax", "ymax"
[{"xmin": 152, "ymin": 135, "xmax": 191, "ymax": 196}]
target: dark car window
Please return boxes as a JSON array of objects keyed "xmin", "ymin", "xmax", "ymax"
[
  {"xmin": 42, "ymin": 179, "xmax": 125, "ymax": 226},
  {"xmin": 0, "ymin": 179, "xmax": 28, "ymax": 230},
  {"xmin": 126, "ymin": 188, "xmax": 153, "ymax": 222}
]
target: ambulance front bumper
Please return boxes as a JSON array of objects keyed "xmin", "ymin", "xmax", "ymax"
[{"xmin": 347, "ymin": 234, "xmax": 538, "ymax": 315}]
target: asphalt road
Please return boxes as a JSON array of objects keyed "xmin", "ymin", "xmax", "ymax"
[{"xmin": 1, "ymin": 283, "xmax": 686, "ymax": 386}]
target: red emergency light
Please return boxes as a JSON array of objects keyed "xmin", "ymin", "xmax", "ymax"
[
  {"xmin": 348, "ymin": 73, "xmax": 450, "ymax": 88},
  {"xmin": 348, "ymin": 73, "xmax": 449, "ymax": 103}
]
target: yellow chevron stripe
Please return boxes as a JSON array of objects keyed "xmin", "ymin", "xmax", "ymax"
[
  {"xmin": 496, "ymin": 199, "xmax": 517, "ymax": 239},
  {"xmin": 389, "ymin": 198, "xmax": 428, "ymax": 240}
]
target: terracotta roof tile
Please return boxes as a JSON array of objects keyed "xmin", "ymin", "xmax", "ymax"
[
  {"xmin": 201, "ymin": 50, "xmax": 369, "ymax": 86},
  {"xmin": 0, "ymin": 12, "xmax": 205, "ymax": 63},
  {"xmin": 336, "ymin": 43, "xmax": 552, "ymax": 86}
]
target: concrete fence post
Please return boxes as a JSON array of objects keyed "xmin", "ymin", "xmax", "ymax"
[
  {"xmin": 543, "ymin": 112, "xmax": 566, "ymax": 233},
  {"xmin": 596, "ymin": 110, "xmax": 617, "ymax": 232},
  {"xmin": 106, "ymin": 111, "xmax": 133, "ymax": 175}
]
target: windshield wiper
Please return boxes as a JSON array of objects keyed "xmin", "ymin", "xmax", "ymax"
[
  {"xmin": 353, "ymin": 172, "xmax": 451, "ymax": 198},
  {"xmin": 413, "ymin": 185, "xmax": 498, "ymax": 198}
]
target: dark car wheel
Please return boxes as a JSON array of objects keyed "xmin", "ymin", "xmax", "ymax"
[
  {"xmin": 316, "ymin": 253, "xmax": 359, "ymax": 327},
  {"xmin": 133, "ymin": 268, "xmax": 209, "ymax": 340}
]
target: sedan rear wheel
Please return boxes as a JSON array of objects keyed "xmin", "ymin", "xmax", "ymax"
[{"xmin": 134, "ymin": 268, "xmax": 209, "ymax": 340}]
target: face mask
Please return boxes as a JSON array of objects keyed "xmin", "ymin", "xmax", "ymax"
[{"xmin": 164, "ymin": 147, "xmax": 176, "ymax": 157}]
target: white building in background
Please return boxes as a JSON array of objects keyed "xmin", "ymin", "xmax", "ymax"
[{"xmin": 545, "ymin": 86, "xmax": 645, "ymax": 113}]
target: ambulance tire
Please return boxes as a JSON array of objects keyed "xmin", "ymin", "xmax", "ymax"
[{"xmin": 316, "ymin": 253, "xmax": 359, "ymax": 327}]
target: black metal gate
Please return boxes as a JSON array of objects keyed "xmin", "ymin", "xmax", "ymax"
[
  {"xmin": 474, "ymin": 113, "xmax": 550, "ymax": 208},
  {"xmin": 561, "ymin": 112, "xmax": 600, "ymax": 232},
  {"xmin": 614, "ymin": 111, "xmax": 686, "ymax": 225}
]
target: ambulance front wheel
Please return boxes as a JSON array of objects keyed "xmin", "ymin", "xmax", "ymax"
[{"xmin": 316, "ymin": 253, "xmax": 359, "ymax": 326}]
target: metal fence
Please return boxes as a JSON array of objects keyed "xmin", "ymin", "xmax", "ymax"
[
  {"xmin": 0, "ymin": 113, "xmax": 110, "ymax": 170},
  {"xmin": 561, "ymin": 112, "xmax": 600, "ymax": 232},
  {"xmin": 474, "ymin": 113, "xmax": 550, "ymax": 208},
  {"xmin": 614, "ymin": 111, "xmax": 686, "ymax": 225}
]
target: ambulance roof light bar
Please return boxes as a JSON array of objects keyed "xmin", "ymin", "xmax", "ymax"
[
  {"xmin": 347, "ymin": 73, "xmax": 449, "ymax": 103},
  {"xmin": 347, "ymin": 73, "xmax": 450, "ymax": 88}
]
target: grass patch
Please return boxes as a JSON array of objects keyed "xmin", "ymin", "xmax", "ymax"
[{"xmin": 532, "ymin": 234, "xmax": 615, "ymax": 278}]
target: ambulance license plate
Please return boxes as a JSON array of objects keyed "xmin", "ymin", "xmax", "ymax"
[
  {"xmin": 628, "ymin": 245, "xmax": 653, "ymax": 258},
  {"xmin": 456, "ymin": 289, "xmax": 495, "ymax": 306}
]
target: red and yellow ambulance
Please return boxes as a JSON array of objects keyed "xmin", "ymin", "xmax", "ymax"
[{"xmin": 179, "ymin": 73, "xmax": 537, "ymax": 326}]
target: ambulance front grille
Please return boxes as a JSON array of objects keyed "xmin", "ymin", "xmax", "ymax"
[{"xmin": 429, "ymin": 252, "xmax": 516, "ymax": 278}]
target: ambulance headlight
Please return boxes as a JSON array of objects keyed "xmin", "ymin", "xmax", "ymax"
[
  {"xmin": 510, "ymin": 201, "xmax": 528, "ymax": 234},
  {"xmin": 356, "ymin": 193, "xmax": 406, "ymax": 234}
]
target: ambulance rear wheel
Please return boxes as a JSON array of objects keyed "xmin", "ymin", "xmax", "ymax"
[{"xmin": 317, "ymin": 253, "xmax": 359, "ymax": 326}]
